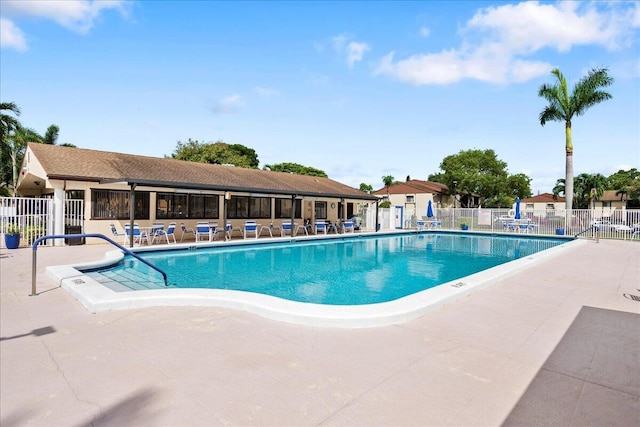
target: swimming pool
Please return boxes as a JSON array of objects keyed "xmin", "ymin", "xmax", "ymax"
[
  {"xmin": 51, "ymin": 231, "xmax": 580, "ymax": 327},
  {"xmin": 84, "ymin": 233, "xmax": 566, "ymax": 305}
]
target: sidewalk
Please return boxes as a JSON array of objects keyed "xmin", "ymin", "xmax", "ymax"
[{"xmin": 1, "ymin": 239, "xmax": 638, "ymax": 426}]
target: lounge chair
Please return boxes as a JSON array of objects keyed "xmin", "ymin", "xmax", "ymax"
[
  {"xmin": 109, "ymin": 223, "xmax": 127, "ymax": 245},
  {"xmin": 180, "ymin": 222, "xmax": 195, "ymax": 241},
  {"xmin": 195, "ymin": 222, "xmax": 212, "ymax": 242},
  {"xmin": 416, "ymin": 220, "xmax": 427, "ymax": 231},
  {"xmin": 315, "ymin": 220, "xmax": 327, "ymax": 235},
  {"xmin": 281, "ymin": 222, "xmax": 294, "ymax": 237},
  {"xmin": 215, "ymin": 222, "xmax": 242, "ymax": 240},
  {"xmin": 124, "ymin": 223, "xmax": 149, "ymax": 246},
  {"xmin": 152, "ymin": 222, "xmax": 177, "ymax": 244},
  {"xmin": 281, "ymin": 222, "xmax": 307, "ymax": 237},
  {"xmin": 342, "ymin": 220, "xmax": 355, "ymax": 233},
  {"xmin": 150, "ymin": 222, "xmax": 164, "ymax": 243},
  {"xmin": 243, "ymin": 221, "xmax": 259, "ymax": 239}
]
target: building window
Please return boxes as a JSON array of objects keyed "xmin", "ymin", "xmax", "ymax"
[
  {"xmin": 315, "ymin": 201, "xmax": 327, "ymax": 219},
  {"xmin": 227, "ymin": 196, "xmax": 270, "ymax": 219},
  {"xmin": 275, "ymin": 198, "xmax": 301, "ymax": 219},
  {"xmin": 526, "ymin": 203, "xmax": 534, "ymax": 210},
  {"xmin": 189, "ymin": 194, "xmax": 219, "ymax": 219},
  {"xmin": 92, "ymin": 189, "xmax": 150, "ymax": 219},
  {"xmin": 406, "ymin": 195, "xmax": 415, "ymax": 203},
  {"xmin": 66, "ymin": 190, "xmax": 84, "ymax": 200},
  {"xmin": 157, "ymin": 193, "xmax": 188, "ymax": 219},
  {"xmin": 546, "ymin": 203, "xmax": 555, "ymax": 210},
  {"xmin": 602, "ymin": 201, "xmax": 611, "ymax": 208},
  {"xmin": 156, "ymin": 193, "xmax": 219, "ymax": 219}
]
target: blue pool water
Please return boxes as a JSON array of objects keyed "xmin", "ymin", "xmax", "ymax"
[{"xmin": 83, "ymin": 233, "xmax": 566, "ymax": 305}]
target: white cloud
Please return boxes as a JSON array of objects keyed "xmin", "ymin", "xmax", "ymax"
[
  {"xmin": 376, "ymin": 1, "xmax": 639, "ymax": 86},
  {"xmin": 212, "ymin": 95, "xmax": 244, "ymax": 114},
  {"xmin": 255, "ymin": 87, "xmax": 279, "ymax": 97},
  {"xmin": 1, "ymin": 0, "xmax": 129, "ymax": 50},
  {"xmin": 465, "ymin": 1, "xmax": 637, "ymax": 53},
  {"xmin": 346, "ymin": 41, "xmax": 370, "ymax": 68},
  {"xmin": 331, "ymin": 33, "xmax": 370, "ymax": 68},
  {"xmin": 419, "ymin": 27, "xmax": 431, "ymax": 38},
  {"xmin": 0, "ymin": 17, "xmax": 27, "ymax": 51}
]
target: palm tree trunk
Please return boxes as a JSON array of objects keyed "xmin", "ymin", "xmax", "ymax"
[{"xmin": 565, "ymin": 122, "xmax": 573, "ymax": 211}]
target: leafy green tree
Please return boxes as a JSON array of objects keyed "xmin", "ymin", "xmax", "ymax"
[
  {"xmin": 428, "ymin": 149, "xmax": 531, "ymax": 207},
  {"xmin": 608, "ymin": 168, "xmax": 639, "ymax": 189},
  {"xmin": 359, "ymin": 183, "xmax": 373, "ymax": 193},
  {"xmin": 608, "ymin": 168, "xmax": 640, "ymax": 208},
  {"xmin": 538, "ymin": 67, "xmax": 613, "ymax": 210},
  {"xmin": 263, "ymin": 162, "xmax": 327, "ymax": 177},
  {"xmin": 170, "ymin": 139, "xmax": 259, "ymax": 168}
]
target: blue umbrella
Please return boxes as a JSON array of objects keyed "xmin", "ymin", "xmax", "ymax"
[
  {"xmin": 427, "ymin": 200, "xmax": 434, "ymax": 218},
  {"xmin": 514, "ymin": 197, "xmax": 521, "ymax": 219}
]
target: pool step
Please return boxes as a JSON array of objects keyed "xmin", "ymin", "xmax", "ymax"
[{"xmin": 85, "ymin": 267, "xmax": 166, "ymax": 292}]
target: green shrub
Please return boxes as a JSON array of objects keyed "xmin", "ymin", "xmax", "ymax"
[{"xmin": 4, "ymin": 224, "xmax": 21, "ymax": 235}]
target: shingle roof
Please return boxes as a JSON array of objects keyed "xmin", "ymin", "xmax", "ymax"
[
  {"xmin": 372, "ymin": 179, "xmax": 450, "ymax": 195},
  {"xmin": 600, "ymin": 190, "xmax": 628, "ymax": 201},
  {"xmin": 28, "ymin": 143, "xmax": 376, "ymax": 200},
  {"xmin": 521, "ymin": 193, "xmax": 565, "ymax": 203}
]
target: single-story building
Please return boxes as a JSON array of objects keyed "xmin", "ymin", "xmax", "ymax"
[
  {"xmin": 520, "ymin": 193, "xmax": 565, "ymax": 212},
  {"xmin": 372, "ymin": 179, "xmax": 452, "ymax": 224},
  {"xmin": 16, "ymin": 143, "xmax": 378, "ymax": 244}
]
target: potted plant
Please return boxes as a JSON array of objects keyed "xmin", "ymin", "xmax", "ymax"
[
  {"xmin": 4, "ymin": 224, "xmax": 21, "ymax": 249},
  {"xmin": 460, "ymin": 222, "xmax": 469, "ymax": 230}
]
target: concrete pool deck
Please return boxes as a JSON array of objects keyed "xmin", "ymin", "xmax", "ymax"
[{"xmin": 1, "ymin": 239, "xmax": 639, "ymax": 426}]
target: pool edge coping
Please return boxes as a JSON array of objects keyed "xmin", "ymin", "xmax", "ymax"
[{"xmin": 46, "ymin": 232, "xmax": 585, "ymax": 328}]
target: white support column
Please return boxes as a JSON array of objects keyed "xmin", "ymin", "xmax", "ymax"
[{"xmin": 53, "ymin": 187, "xmax": 65, "ymax": 246}]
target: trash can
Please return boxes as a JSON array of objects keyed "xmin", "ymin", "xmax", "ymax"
[{"xmin": 65, "ymin": 225, "xmax": 85, "ymax": 245}]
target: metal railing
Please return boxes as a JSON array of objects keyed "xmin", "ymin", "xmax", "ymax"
[{"xmin": 31, "ymin": 233, "xmax": 168, "ymax": 296}]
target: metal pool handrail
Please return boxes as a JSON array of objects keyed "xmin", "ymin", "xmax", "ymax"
[
  {"xmin": 574, "ymin": 226, "xmax": 598, "ymax": 241},
  {"xmin": 31, "ymin": 233, "xmax": 168, "ymax": 296}
]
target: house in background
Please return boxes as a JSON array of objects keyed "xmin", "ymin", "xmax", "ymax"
[
  {"xmin": 597, "ymin": 190, "xmax": 629, "ymax": 210},
  {"xmin": 520, "ymin": 193, "xmax": 565, "ymax": 214},
  {"xmin": 593, "ymin": 190, "xmax": 630, "ymax": 221},
  {"xmin": 15, "ymin": 143, "xmax": 377, "ymax": 244},
  {"xmin": 372, "ymin": 179, "xmax": 452, "ymax": 225}
]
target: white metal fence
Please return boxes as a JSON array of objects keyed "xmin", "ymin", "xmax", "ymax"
[
  {"xmin": 426, "ymin": 207, "xmax": 640, "ymax": 240},
  {"xmin": 0, "ymin": 197, "xmax": 85, "ymax": 249}
]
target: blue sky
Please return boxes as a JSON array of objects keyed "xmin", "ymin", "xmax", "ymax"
[{"xmin": 1, "ymin": 1, "xmax": 639, "ymax": 194}]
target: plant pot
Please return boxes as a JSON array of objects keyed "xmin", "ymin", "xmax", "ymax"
[
  {"xmin": 555, "ymin": 228, "xmax": 565, "ymax": 235},
  {"xmin": 461, "ymin": 225, "xmax": 469, "ymax": 231},
  {"xmin": 4, "ymin": 233, "xmax": 20, "ymax": 249}
]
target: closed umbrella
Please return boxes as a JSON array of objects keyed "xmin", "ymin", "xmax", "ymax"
[
  {"xmin": 515, "ymin": 197, "xmax": 521, "ymax": 219},
  {"xmin": 427, "ymin": 200, "xmax": 434, "ymax": 218}
]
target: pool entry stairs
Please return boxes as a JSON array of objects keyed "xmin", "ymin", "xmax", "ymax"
[{"xmin": 84, "ymin": 267, "xmax": 168, "ymax": 292}]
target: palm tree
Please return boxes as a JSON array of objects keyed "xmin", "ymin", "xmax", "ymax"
[
  {"xmin": 382, "ymin": 175, "xmax": 395, "ymax": 199},
  {"xmin": 538, "ymin": 68, "xmax": 613, "ymax": 210},
  {"xmin": 0, "ymin": 102, "xmax": 21, "ymax": 143},
  {"xmin": 1, "ymin": 102, "xmax": 22, "ymax": 195},
  {"xmin": 6, "ymin": 126, "xmax": 41, "ymax": 195}
]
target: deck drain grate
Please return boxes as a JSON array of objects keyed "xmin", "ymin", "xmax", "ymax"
[{"xmin": 623, "ymin": 293, "xmax": 640, "ymax": 302}]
